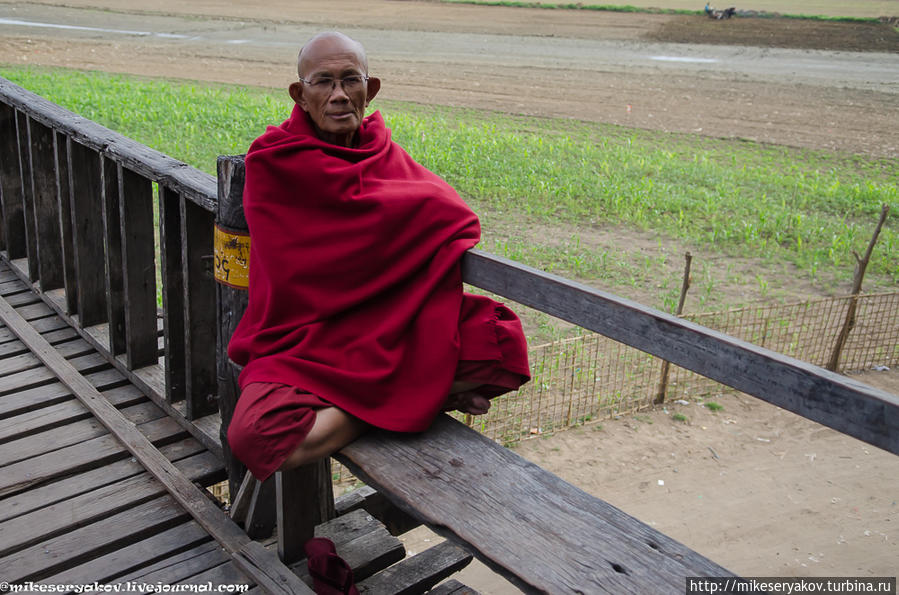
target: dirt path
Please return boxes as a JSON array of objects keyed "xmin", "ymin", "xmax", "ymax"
[{"xmin": 2, "ymin": 0, "xmax": 898, "ymax": 157}]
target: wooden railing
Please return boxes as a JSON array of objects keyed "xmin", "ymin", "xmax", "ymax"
[
  {"xmin": 0, "ymin": 77, "xmax": 221, "ymax": 457},
  {"xmin": 3, "ymin": 75, "xmax": 897, "ymax": 592}
]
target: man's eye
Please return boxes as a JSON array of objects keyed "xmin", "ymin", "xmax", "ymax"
[
  {"xmin": 311, "ymin": 79, "xmax": 334, "ymax": 87},
  {"xmin": 343, "ymin": 76, "xmax": 363, "ymax": 85}
]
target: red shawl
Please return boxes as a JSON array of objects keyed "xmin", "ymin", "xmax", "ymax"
[{"xmin": 228, "ymin": 106, "xmax": 486, "ymax": 431}]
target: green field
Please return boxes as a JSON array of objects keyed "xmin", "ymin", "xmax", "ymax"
[{"xmin": 3, "ymin": 66, "xmax": 896, "ymax": 338}]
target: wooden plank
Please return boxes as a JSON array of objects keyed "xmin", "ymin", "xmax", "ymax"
[
  {"xmin": 0, "ymin": 494, "xmax": 189, "ymax": 583},
  {"xmin": 160, "ymin": 185, "xmax": 186, "ymax": 404},
  {"xmin": 0, "ymin": 78, "xmax": 217, "ymax": 212},
  {"xmin": 101, "ymin": 156, "xmax": 126, "ymax": 355},
  {"xmin": 55, "ymin": 130, "xmax": 78, "ymax": 314},
  {"xmin": 0, "ymin": 437, "xmax": 205, "ymax": 523},
  {"xmin": 181, "ymin": 196, "xmax": 217, "ymax": 419},
  {"xmin": 0, "ymin": 336, "xmax": 94, "ymax": 377},
  {"xmin": 355, "ymin": 541, "xmax": 472, "ymax": 595},
  {"xmin": 119, "ymin": 166, "xmax": 158, "ymax": 369},
  {"xmin": 66, "ymin": 137, "xmax": 107, "ymax": 327},
  {"xmin": 0, "ymin": 400, "xmax": 166, "ymax": 467},
  {"xmin": 0, "ymin": 351, "xmax": 108, "ymax": 396},
  {"xmin": 0, "ymin": 367, "xmax": 127, "ymax": 419},
  {"xmin": 0, "ymin": 326, "xmax": 79, "ymax": 358},
  {"xmin": 0, "ymin": 451, "xmax": 223, "ymax": 557},
  {"xmin": 0, "ymin": 384, "xmax": 145, "ymax": 443},
  {"xmin": 464, "ymin": 250, "xmax": 899, "ymax": 455},
  {"xmin": 245, "ymin": 475, "xmax": 276, "ymax": 540},
  {"xmin": 335, "ymin": 485, "xmax": 420, "ymax": 537},
  {"xmin": 427, "ymin": 579, "xmax": 478, "ymax": 595},
  {"xmin": 117, "ymin": 538, "xmax": 228, "ymax": 585},
  {"xmin": 16, "ymin": 111, "xmax": 38, "ymax": 281},
  {"xmin": 0, "ymin": 415, "xmax": 185, "ymax": 498},
  {"xmin": 26, "ymin": 117, "xmax": 64, "ymax": 290},
  {"xmin": 41, "ymin": 522, "xmax": 212, "ymax": 587},
  {"xmin": 339, "ymin": 414, "xmax": 733, "ymax": 594},
  {"xmin": 0, "ymin": 294, "xmax": 312, "ymax": 593},
  {"xmin": 277, "ymin": 461, "xmax": 335, "ymax": 563},
  {"xmin": 182, "ymin": 559, "xmax": 250, "ymax": 587},
  {"xmin": 0, "ymin": 103, "xmax": 26, "ymax": 258}
]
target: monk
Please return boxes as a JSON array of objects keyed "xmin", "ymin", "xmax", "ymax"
[{"xmin": 227, "ymin": 32, "xmax": 531, "ymax": 482}]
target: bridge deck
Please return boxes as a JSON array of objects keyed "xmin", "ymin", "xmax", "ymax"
[{"xmin": 0, "ymin": 260, "xmax": 455, "ymax": 592}]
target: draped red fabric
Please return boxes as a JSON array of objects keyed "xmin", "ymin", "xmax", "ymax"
[{"xmin": 228, "ymin": 106, "xmax": 528, "ymax": 432}]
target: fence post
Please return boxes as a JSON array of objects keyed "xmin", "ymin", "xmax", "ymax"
[
  {"xmin": 827, "ymin": 204, "xmax": 890, "ymax": 372},
  {"xmin": 655, "ymin": 252, "xmax": 692, "ymax": 404}
]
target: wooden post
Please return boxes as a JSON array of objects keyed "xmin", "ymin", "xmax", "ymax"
[
  {"xmin": 159, "ymin": 185, "xmax": 186, "ymax": 403},
  {"xmin": 216, "ymin": 155, "xmax": 336, "ymax": 558},
  {"xmin": 827, "ymin": 204, "xmax": 890, "ymax": 372},
  {"xmin": 216, "ymin": 155, "xmax": 250, "ymax": 498},
  {"xmin": 27, "ymin": 117, "xmax": 65, "ymax": 291},
  {"xmin": 0, "ymin": 104, "xmax": 27, "ymax": 260},
  {"xmin": 17, "ymin": 112, "xmax": 38, "ymax": 281},
  {"xmin": 655, "ymin": 252, "xmax": 692, "ymax": 404}
]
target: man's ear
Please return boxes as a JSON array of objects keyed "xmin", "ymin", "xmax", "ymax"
[
  {"xmin": 365, "ymin": 77, "xmax": 381, "ymax": 106},
  {"xmin": 289, "ymin": 82, "xmax": 307, "ymax": 110}
]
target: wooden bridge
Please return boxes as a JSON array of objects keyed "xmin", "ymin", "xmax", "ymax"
[{"xmin": 1, "ymin": 75, "xmax": 897, "ymax": 593}]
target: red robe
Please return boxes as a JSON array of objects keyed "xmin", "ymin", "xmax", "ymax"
[{"xmin": 228, "ymin": 106, "xmax": 529, "ymax": 433}]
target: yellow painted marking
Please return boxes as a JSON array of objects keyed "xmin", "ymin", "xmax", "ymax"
[{"xmin": 214, "ymin": 225, "xmax": 250, "ymax": 289}]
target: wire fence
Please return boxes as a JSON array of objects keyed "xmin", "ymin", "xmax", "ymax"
[{"xmin": 456, "ymin": 291, "xmax": 899, "ymax": 449}]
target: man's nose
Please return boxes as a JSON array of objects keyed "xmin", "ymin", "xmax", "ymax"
[{"xmin": 328, "ymin": 82, "xmax": 350, "ymax": 101}]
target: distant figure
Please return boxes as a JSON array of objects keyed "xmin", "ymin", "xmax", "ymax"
[{"xmin": 226, "ymin": 32, "xmax": 531, "ymax": 482}]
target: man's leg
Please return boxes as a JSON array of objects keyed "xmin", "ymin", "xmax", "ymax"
[
  {"xmin": 279, "ymin": 407, "xmax": 368, "ymax": 470},
  {"xmin": 444, "ymin": 380, "xmax": 491, "ymax": 415}
]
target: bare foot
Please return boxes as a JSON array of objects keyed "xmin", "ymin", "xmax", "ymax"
[{"xmin": 443, "ymin": 391, "xmax": 491, "ymax": 415}]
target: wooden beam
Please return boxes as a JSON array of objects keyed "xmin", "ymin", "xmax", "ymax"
[
  {"xmin": 0, "ymin": 294, "xmax": 313, "ymax": 594},
  {"xmin": 26, "ymin": 117, "xmax": 64, "ymax": 291},
  {"xmin": 462, "ymin": 250, "xmax": 899, "ymax": 456},
  {"xmin": 0, "ymin": 78, "xmax": 216, "ymax": 212},
  {"xmin": 338, "ymin": 414, "xmax": 733, "ymax": 593}
]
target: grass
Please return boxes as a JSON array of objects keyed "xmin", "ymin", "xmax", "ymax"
[
  {"xmin": 672, "ymin": 412, "xmax": 687, "ymax": 422},
  {"xmin": 2, "ymin": 65, "xmax": 895, "ymax": 321},
  {"xmin": 704, "ymin": 401, "xmax": 724, "ymax": 411}
]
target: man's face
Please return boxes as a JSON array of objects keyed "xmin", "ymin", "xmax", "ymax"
[{"xmin": 290, "ymin": 36, "xmax": 380, "ymax": 147}]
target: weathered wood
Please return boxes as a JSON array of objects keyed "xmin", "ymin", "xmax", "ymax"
[
  {"xmin": 159, "ymin": 185, "xmax": 186, "ymax": 404},
  {"xmin": 0, "ymin": 367, "xmax": 127, "ymax": 419},
  {"xmin": 0, "ymin": 294, "xmax": 312, "ymax": 593},
  {"xmin": 0, "ymin": 400, "xmax": 165, "ymax": 466},
  {"xmin": 41, "ymin": 522, "xmax": 212, "ymax": 587},
  {"xmin": 339, "ymin": 414, "xmax": 733, "ymax": 593},
  {"xmin": 355, "ymin": 541, "xmax": 473, "ymax": 595},
  {"xmin": 119, "ymin": 538, "xmax": 228, "ymax": 584},
  {"xmin": 0, "ymin": 384, "xmax": 145, "ymax": 443},
  {"xmin": 119, "ymin": 165, "xmax": 158, "ymax": 369},
  {"xmin": 0, "ymin": 326, "xmax": 78, "ymax": 359},
  {"xmin": 0, "ymin": 336, "xmax": 95, "ymax": 377},
  {"xmin": 26, "ymin": 117, "xmax": 65, "ymax": 290},
  {"xmin": 335, "ymin": 485, "xmax": 421, "ymax": 536},
  {"xmin": 281, "ymin": 508, "xmax": 406, "ymax": 585},
  {"xmin": 0, "ymin": 494, "xmax": 189, "ymax": 583},
  {"xmin": 181, "ymin": 195, "xmax": 217, "ymax": 419},
  {"xmin": 0, "ymin": 351, "xmax": 109, "ymax": 396},
  {"xmin": 462, "ymin": 250, "xmax": 899, "ymax": 456},
  {"xmin": 0, "ymin": 438, "xmax": 205, "ymax": 523},
  {"xmin": 0, "ymin": 415, "xmax": 185, "ymax": 498},
  {"xmin": 0, "ymin": 451, "xmax": 223, "ymax": 557},
  {"xmin": 54, "ymin": 130, "xmax": 78, "ymax": 314},
  {"xmin": 101, "ymin": 156, "xmax": 126, "ymax": 355},
  {"xmin": 16, "ymin": 112, "xmax": 38, "ymax": 281},
  {"xmin": 0, "ymin": 78, "xmax": 217, "ymax": 212},
  {"xmin": 216, "ymin": 154, "xmax": 249, "ymax": 496},
  {"xmin": 277, "ymin": 461, "xmax": 336, "ymax": 564},
  {"xmin": 245, "ymin": 475, "xmax": 276, "ymax": 540},
  {"xmin": 427, "ymin": 579, "xmax": 478, "ymax": 595},
  {"xmin": 0, "ymin": 103, "xmax": 26, "ymax": 258},
  {"xmin": 67, "ymin": 138, "xmax": 107, "ymax": 327}
]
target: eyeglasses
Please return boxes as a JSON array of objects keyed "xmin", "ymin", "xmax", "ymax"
[{"xmin": 298, "ymin": 74, "xmax": 369, "ymax": 93}]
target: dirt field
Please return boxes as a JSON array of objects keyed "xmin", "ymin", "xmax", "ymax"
[{"xmin": 0, "ymin": 1, "xmax": 896, "ymax": 592}]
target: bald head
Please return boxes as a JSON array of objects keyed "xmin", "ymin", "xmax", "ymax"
[{"xmin": 297, "ymin": 32, "xmax": 368, "ymax": 79}]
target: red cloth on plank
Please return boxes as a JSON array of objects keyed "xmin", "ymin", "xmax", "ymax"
[{"xmin": 228, "ymin": 106, "xmax": 530, "ymax": 435}]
